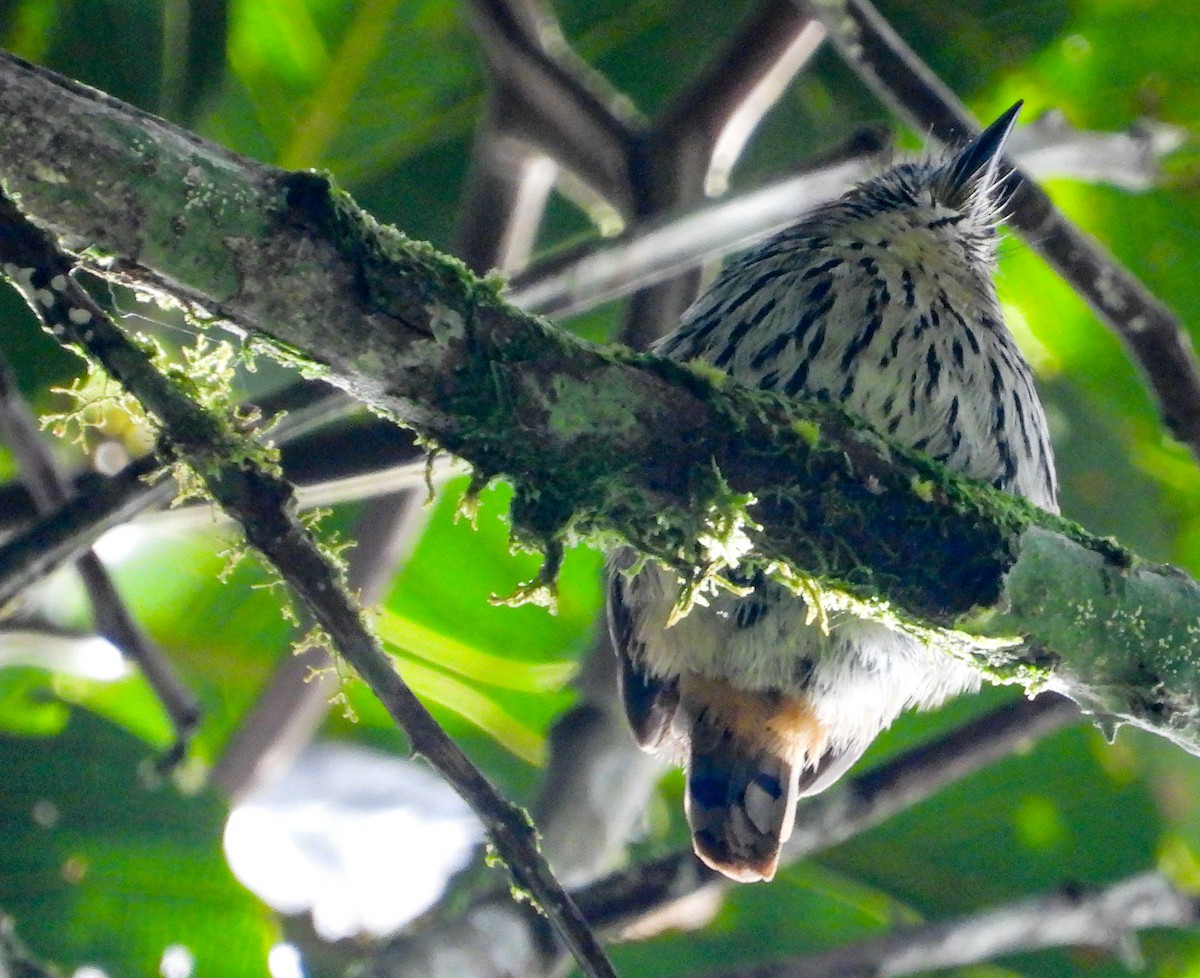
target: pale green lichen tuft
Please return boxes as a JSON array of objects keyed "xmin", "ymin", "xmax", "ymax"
[
  {"xmin": 456, "ymin": 469, "xmax": 493, "ymax": 527},
  {"xmin": 766, "ymin": 562, "xmax": 833, "ymax": 634},
  {"xmin": 685, "ymin": 359, "xmax": 731, "ymax": 388},
  {"xmin": 668, "ymin": 467, "xmax": 760, "ymax": 625},
  {"xmin": 42, "ymin": 360, "xmax": 154, "ymax": 453},
  {"xmin": 295, "ymin": 623, "xmax": 360, "ymax": 722},
  {"xmin": 910, "ymin": 475, "xmax": 936, "ymax": 503},
  {"xmin": 791, "ymin": 417, "xmax": 821, "ymax": 449},
  {"xmin": 491, "ymin": 539, "xmax": 563, "ymax": 614},
  {"xmin": 545, "ymin": 374, "xmax": 638, "ymax": 441}
]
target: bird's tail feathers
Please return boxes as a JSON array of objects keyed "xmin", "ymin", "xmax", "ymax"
[{"xmin": 681, "ymin": 677, "xmax": 826, "ymax": 883}]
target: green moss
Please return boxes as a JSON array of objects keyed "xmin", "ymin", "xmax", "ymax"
[
  {"xmin": 791, "ymin": 417, "xmax": 821, "ymax": 448},
  {"xmin": 279, "ymin": 170, "xmax": 508, "ymax": 324}
]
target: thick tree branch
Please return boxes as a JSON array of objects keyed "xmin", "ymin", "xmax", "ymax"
[{"xmin": 0, "ymin": 51, "xmax": 1197, "ymax": 754}]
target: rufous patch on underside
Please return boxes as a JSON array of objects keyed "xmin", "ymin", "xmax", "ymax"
[{"xmin": 679, "ymin": 673, "xmax": 828, "ymax": 762}]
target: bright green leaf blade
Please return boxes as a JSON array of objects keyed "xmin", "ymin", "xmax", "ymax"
[
  {"xmin": 0, "ymin": 668, "xmax": 70, "ymax": 736},
  {"xmin": 377, "ymin": 608, "xmax": 577, "ymax": 693},
  {"xmin": 394, "ymin": 655, "xmax": 546, "ymax": 765}
]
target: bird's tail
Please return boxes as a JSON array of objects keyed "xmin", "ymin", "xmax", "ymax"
[{"xmin": 681, "ymin": 676, "xmax": 826, "ymax": 882}]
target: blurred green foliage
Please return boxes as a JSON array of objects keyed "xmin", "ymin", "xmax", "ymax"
[{"xmin": 0, "ymin": 0, "xmax": 1198, "ymax": 976}]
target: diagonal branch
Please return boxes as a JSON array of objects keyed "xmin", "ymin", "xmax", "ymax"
[
  {"xmin": 508, "ymin": 132, "xmax": 885, "ymax": 318},
  {"xmin": 465, "ymin": 0, "xmax": 643, "ymax": 213},
  {"xmin": 652, "ymin": 0, "xmax": 826, "ymax": 201},
  {"xmin": 509, "ymin": 116, "xmax": 1180, "ymax": 319},
  {"xmin": 800, "ymin": 0, "xmax": 1200, "ymax": 460},
  {"xmin": 0, "ymin": 454, "xmax": 172, "ymax": 607},
  {"xmin": 622, "ymin": 1, "xmax": 826, "ymax": 349},
  {"xmin": 0, "ymin": 192, "xmax": 620, "ymax": 978}
]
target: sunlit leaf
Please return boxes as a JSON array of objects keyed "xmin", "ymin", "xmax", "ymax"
[
  {"xmin": 377, "ymin": 607, "xmax": 577, "ymax": 693},
  {"xmin": 393, "ymin": 655, "xmax": 547, "ymax": 765}
]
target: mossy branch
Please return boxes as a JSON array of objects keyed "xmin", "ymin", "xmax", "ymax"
[{"xmin": 2, "ymin": 51, "xmax": 1200, "ymax": 753}]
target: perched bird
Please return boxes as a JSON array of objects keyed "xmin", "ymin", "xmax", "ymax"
[{"xmin": 607, "ymin": 103, "xmax": 1058, "ymax": 883}]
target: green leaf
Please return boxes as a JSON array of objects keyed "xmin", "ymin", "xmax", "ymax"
[
  {"xmin": 0, "ymin": 713, "xmax": 275, "ymax": 976},
  {"xmin": 393, "ymin": 655, "xmax": 548, "ymax": 765},
  {"xmin": 377, "ymin": 607, "xmax": 577, "ymax": 693}
]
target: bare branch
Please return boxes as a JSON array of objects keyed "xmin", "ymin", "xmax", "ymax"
[
  {"xmin": 621, "ymin": 2, "xmax": 828, "ymax": 348},
  {"xmin": 510, "ymin": 114, "xmax": 1181, "ymax": 320},
  {"xmin": 508, "ymin": 132, "xmax": 885, "ymax": 318},
  {"xmin": 713, "ymin": 872, "xmax": 1198, "ymax": 978},
  {"xmin": 1014, "ymin": 110, "xmax": 1186, "ymax": 191},
  {"xmin": 464, "ymin": 0, "xmax": 643, "ymax": 212},
  {"xmin": 801, "ymin": 0, "xmax": 1200, "ymax": 459},
  {"xmin": 531, "ymin": 632, "xmax": 668, "ymax": 889},
  {"xmin": 0, "ymin": 455, "xmax": 170, "ymax": 607},
  {"xmin": 654, "ymin": 0, "xmax": 825, "ymax": 199}
]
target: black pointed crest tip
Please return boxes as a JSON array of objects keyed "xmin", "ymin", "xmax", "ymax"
[{"xmin": 946, "ymin": 100, "xmax": 1023, "ymax": 191}]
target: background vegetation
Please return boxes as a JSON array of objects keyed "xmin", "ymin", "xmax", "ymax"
[{"xmin": 0, "ymin": 0, "xmax": 1199, "ymax": 976}]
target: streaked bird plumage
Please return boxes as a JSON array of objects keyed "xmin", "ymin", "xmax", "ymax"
[{"xmin": 607, "ymin": 103, "xmax": 1058, "ymax": 883}]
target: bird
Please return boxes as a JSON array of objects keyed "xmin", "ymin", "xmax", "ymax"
[{"xmin": 606, "ymin": 102, "xmax": 1058, "ymax": 883}]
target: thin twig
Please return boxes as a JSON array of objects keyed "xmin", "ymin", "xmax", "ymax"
[
  {"xmin": 0, "ymin": 192, "xmax": 620, "ymax": 978},
  {"xmin": 801, "ymin": 0, "xmax": 1200, "ymax": 459},
  {"xmin": 0, "ymin": 354, "xmax": 200, "ymax": 755},
  {"xmin": 0, "ymin": 378, "xmax": 413, "ymax": 603},
  {"xmin": 783, "ymin": 692, "xmax": 1079, "ymax": 856},
  {"xmin": 0, "ymin": 455, "xmax": 170, "ymax": 607},
  {"xmin": 0, "ymin": 412, "xmax": 462, "ymax": 614},
  {"xmin": 213, "ymin": 87, "xmax": 560, "ymax": 802},
  {"xmin": 714, "ymin": 872, "xmax": 1198, "ymax": 978}
]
